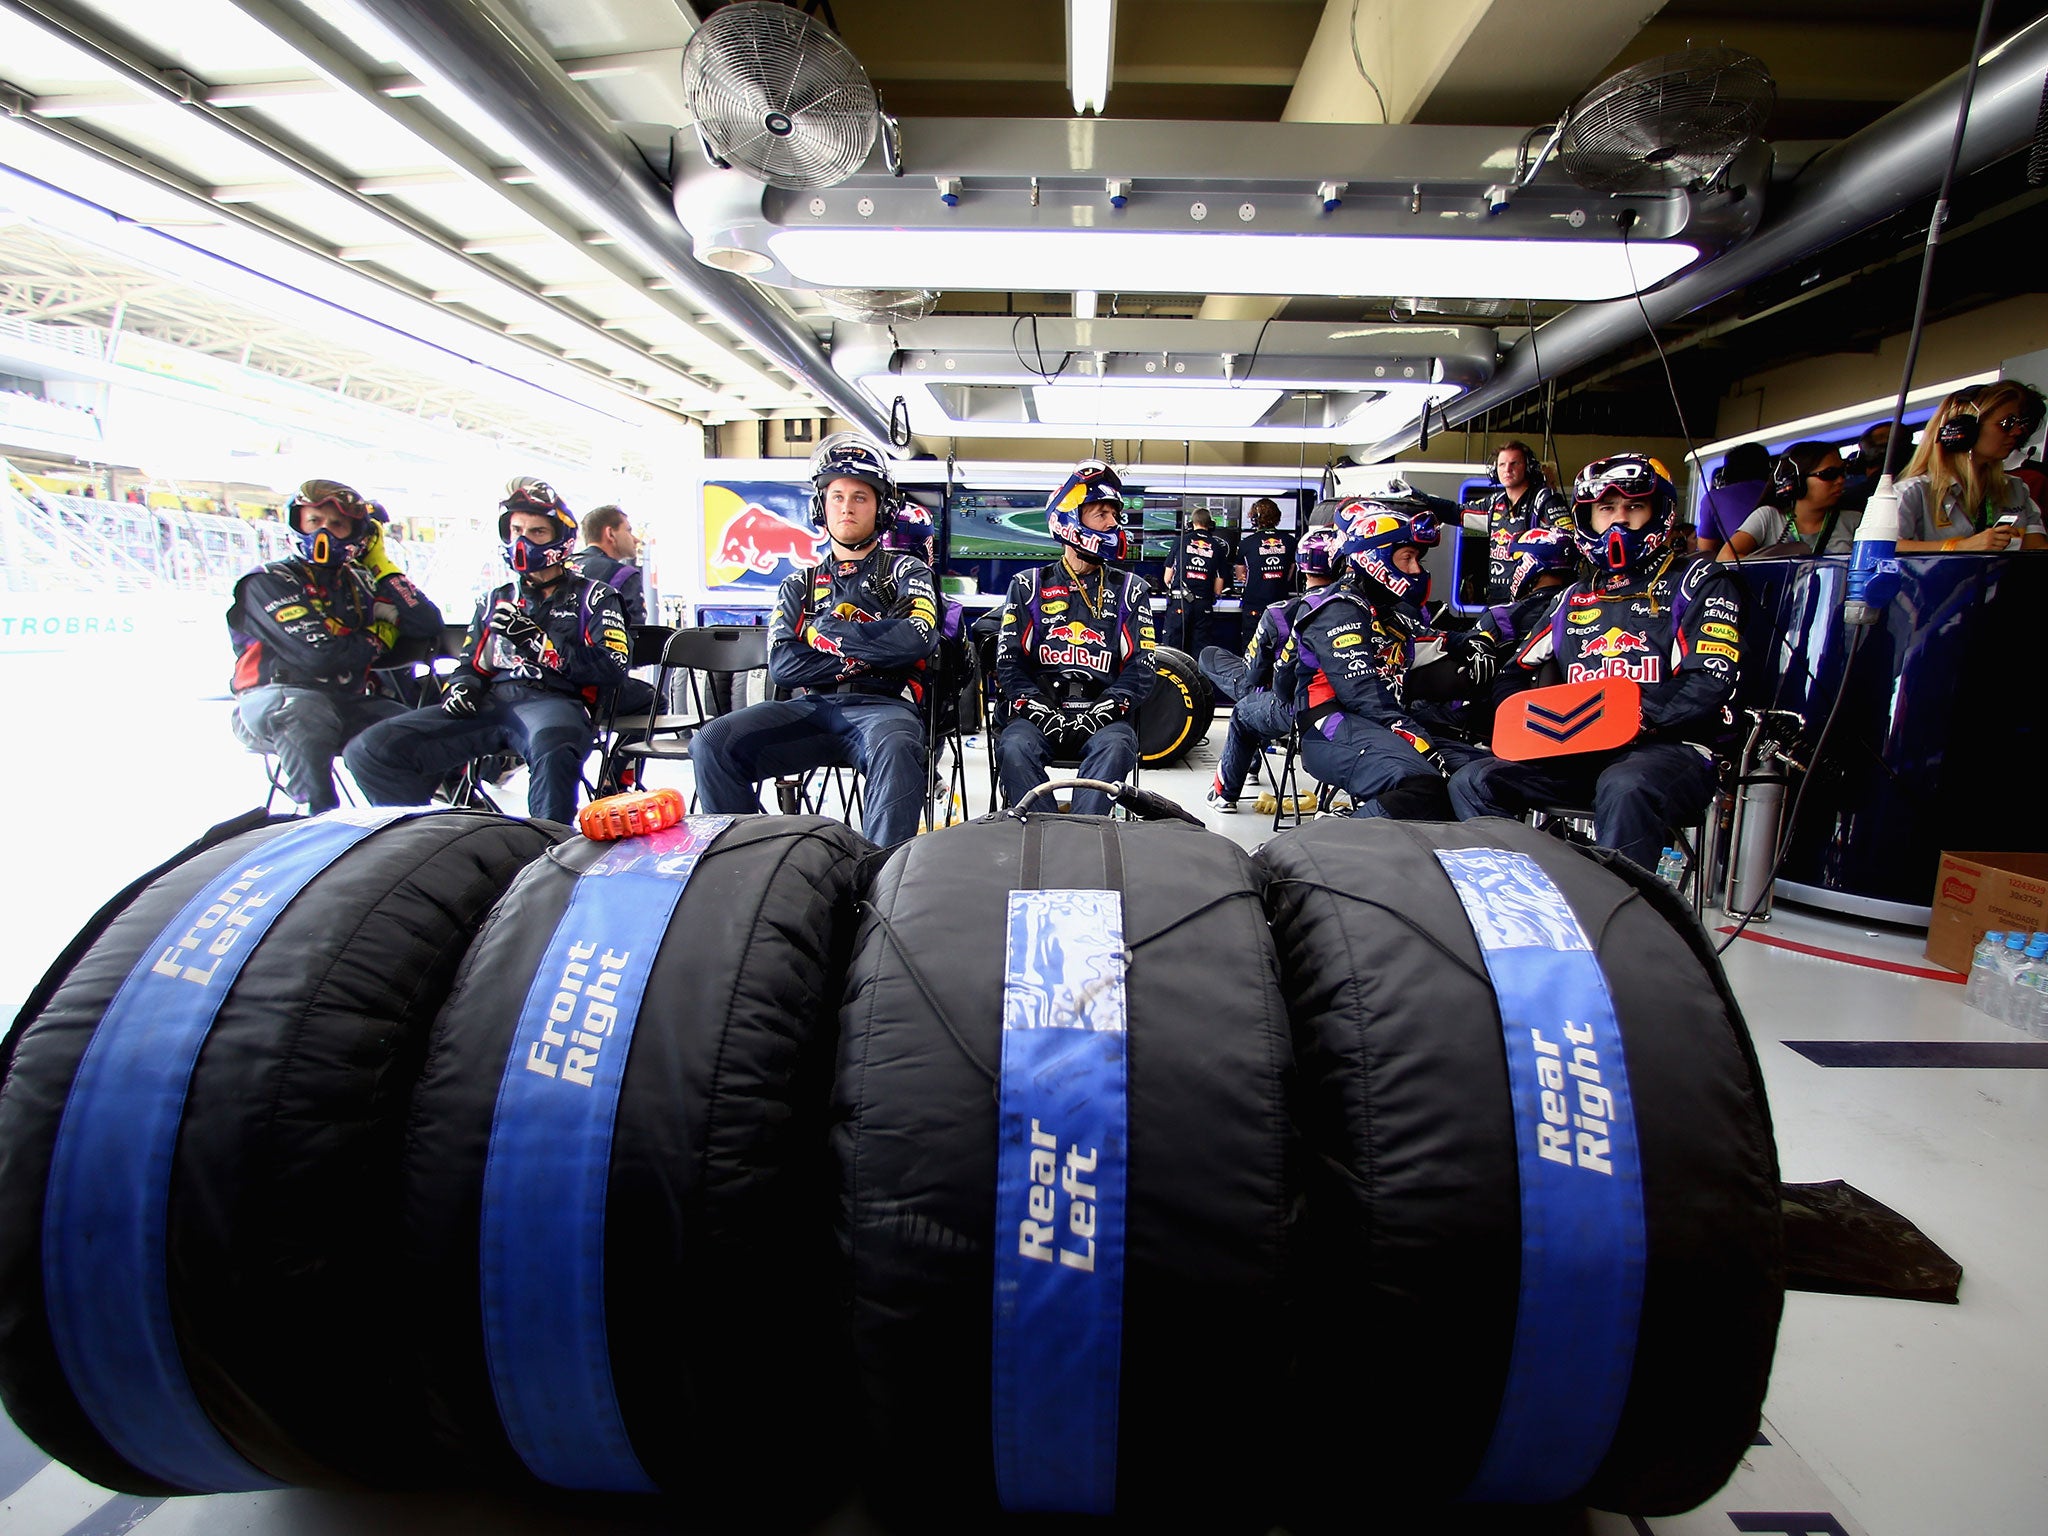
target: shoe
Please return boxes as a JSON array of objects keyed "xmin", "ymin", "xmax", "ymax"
[{"xmin": 1206, "ymin": 778, "xmax": 1239, "ymax": 814}]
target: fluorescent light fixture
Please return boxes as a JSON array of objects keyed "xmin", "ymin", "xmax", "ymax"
[
  {"xmin": 1032, "ymin": 385, "xmax": 1283, "ymax": 428},
  {"xmin": 769, "ymin": 228, "xmax": 1698, "ymax": 303},
  {"xmin": 1068, "ymin": 0, "xmax": 1115, "ymax": 116}
]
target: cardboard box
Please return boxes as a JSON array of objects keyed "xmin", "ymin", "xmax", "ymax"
[{"xmin": 1925, "ymin": 851, "xmax": 2048, "ymax": 973}]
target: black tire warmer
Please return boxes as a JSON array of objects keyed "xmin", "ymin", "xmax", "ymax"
[
  {"xmin": 1258, "ymin": 816, "xmax": 1782, "ymax": 1520},
  {"xmin": 0, "ymin": 808, "xmax": 561, "ymax": 1494},
  {"xmin": 836, "ymin": 813, "xmax": 1294, "ymax": 1529},
  {"xmin": 401, "ymin": 813, "xmax": 870, "ymax": 1523}
]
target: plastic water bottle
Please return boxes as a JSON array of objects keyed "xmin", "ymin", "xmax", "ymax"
[
  {"xmin": 2011, "ymin": 937, "xmax": 2048, "ymax": 1036},
  {"xmin": 1655, "ymin": 846, "xmax": 1685, "ymax": 890},
  {"xmin": 1993, "ymin": 932, "xmax": 2033, "ymax": 1023},
  {"xmin": 1963, "ymin": 931, "xmax": 2009, "ymax": 1014}
]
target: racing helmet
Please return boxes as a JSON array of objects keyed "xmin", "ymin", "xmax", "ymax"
[
  {"xmin": 1333, "ymin": 498, "xmax": 1440, "ymax": 604},
  {"xmin": 809, "ymin": 431, "xmax": 897, "ymax": 532},
  {"xmin": 1502, "ymin": 524, "xmax": 1580, "ymax": 601},
  {"xmin": 1294, "ymin": 524, "xmax": 1343, "ymax": 578},
  {"xmin": 880, "ymin": 498, "xmax": 936, "ymax": 563},
  {"xmin": 498, "ymin": 476, "xmax": 577, "ymax": 575},
  {"xmin": 287, "ymin": 478, "xmax": 373, "ymax": 569},
  {"xmin": 1572, "ymin": 453, "xmax": 1677, "ymax": 576},
  {"xmin": 1044, "ymin": 459, "xmax": 1128, "ymax": 562}
]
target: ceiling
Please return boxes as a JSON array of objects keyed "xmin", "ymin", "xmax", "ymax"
[{"xmin": 0, "ymin": 0, "xmax": 2044, "ymax": 454}]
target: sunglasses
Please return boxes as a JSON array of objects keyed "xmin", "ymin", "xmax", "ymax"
[
  {"xmin": 1996, "ymin": 414, "xmax": 2040, "ymax": 434},
  {"xmin": 1808, "ymin": 466, "xmax": 1848, "ymax": 482}
]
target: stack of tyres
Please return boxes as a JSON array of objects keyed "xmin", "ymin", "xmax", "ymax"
[
  {"xmin": 0, "ymin": 808, "xmax": 563, "ymax": 1493},
  {"xmin": 837, "ymin": 813, "xmax": 1293, "ymax": 1529},
  {"xmin": 1258, "ymin": 817, "xmax": 1782, "ymax": 1520},
  {"xmin": 402, "ymin": 814, "xmax": 871, "ymax": 1523}
]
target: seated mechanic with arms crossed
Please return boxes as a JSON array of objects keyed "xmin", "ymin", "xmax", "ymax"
[
  {"xmin": 346, "ymin": 477, "xmax": 629, "ymax": 825},
  {"xmin": 995, "ymin": 460, "xmax": 1158, "ymax": 817},
  {"xmin": 228, "ymin": 477, "xmax": 441, "ymax": 813},
  {"xmin": 687, "ymin": 433, "xmax": 939, "ymax": 848}
]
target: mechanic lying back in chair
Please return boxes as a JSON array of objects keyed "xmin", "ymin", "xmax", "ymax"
[
  {"xmin": 687, "ymin": 432, "xmax": 939, "ymax": 848},
  {"xmin": 995, "ymin": 460, "xmax": 1158, "ymax": 817}
]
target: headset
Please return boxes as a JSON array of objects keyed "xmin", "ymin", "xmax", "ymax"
[
  {"xmin": 1769, "ymin": 453, "xmax": 1803, "ymax": 498},
  {"xmin": 1935, "ymin": 385, "xmax": 1987, "ymax": 452}
]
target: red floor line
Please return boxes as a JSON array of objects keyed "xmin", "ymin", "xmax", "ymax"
[{"xmin": 1715, "ymin": 926, "xmax": 1966, "ymax": 983}]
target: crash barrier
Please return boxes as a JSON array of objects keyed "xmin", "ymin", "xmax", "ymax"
[
  {"xmin": 0, "ymin": 804, "xmax": 1777, "ymax": 1522},
  {"xmin": 0, "ymin": 808, "xmax": 563, "ymax": 1493},
  {"xmin": 836, "ymin": 812, "xmax": 1293, "ymax": 1528},
  {"xmin": 1259, "ymin": 816, "xmax": 1782, "ymax": 1518},
  {"xmin": 402, "ymin": 813, "xmax": 869, "ymax": 1523}
]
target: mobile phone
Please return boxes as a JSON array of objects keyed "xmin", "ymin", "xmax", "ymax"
[{"xmin": 1994, "ymin": 513, "xmax": 2022, "ymax": 528}]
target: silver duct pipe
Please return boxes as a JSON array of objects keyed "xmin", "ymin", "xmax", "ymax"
[
  {"xmin": 335, "ymin": 0, "xmax": 896, "ymax": 445},
  {"xmin": 1358, "ymin": 14, "xmax": 2048, "ymax": 461}
]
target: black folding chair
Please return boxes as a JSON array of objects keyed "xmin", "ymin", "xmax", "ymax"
[
  {"xmin": 607, "ymin": 625, "xmax": 769, "ymax": 798},
  {"xmin": 589, "ymin": 623, "xmax": 676, "ymax": 792}
]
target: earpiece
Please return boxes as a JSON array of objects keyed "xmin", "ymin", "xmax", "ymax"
[
  {"xmin": 1937, "ymin": 386, "xmax": 1984, "ymax": 452},
  {"xmin": 1769, "ymin": 455, "xmax": 1802, "ymax": 496}
]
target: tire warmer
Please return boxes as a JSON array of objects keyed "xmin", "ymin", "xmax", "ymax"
[
  {"xmin": 477, "ymin": 816, "xmax": 733, "ymax": 1493},
  {"xmin": 991, "ymin": 823, "xmax": 1130, "ymax": 1515},
  {"xmin": 42, "ymin": 809, "xmax": 420, "ymax": 1492},
  {"xmin": 1434, "ymin": 847, "xmax": 1647, "ymax": 1503}
]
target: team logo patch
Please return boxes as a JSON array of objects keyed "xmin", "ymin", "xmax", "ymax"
[
  {"xmin": 1042, "ymin": 600, "xmax": 1067, "ymax": 615},
  {"xmin": 1579, "ymin": 626, "xmax": 1651, "ymax": 660},
  {"xmin": 1702, "ymin": 621, "xmax": 1739, "ymax": 642},
  {"xmin": 1697, "ymin": 640, "xmax": 1738, "ymax": 660},
  {"xmin": 275, "ymin": 604, "xmax": 307, "ymax": 621},
  {"xmin": 1332, "ymin": 632, "xmax": 1364, "ymax": 649},
  {"xmin": 1569, "ymin": 608, "xmax": 1602, "ymax": 625}
]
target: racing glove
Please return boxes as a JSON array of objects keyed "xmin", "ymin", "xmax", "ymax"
[
  {"xmin": 359, "ymin": 520, "xmax": 404, "ymax": 585},
  {"xmin": 490, "ymin": 600, "xmax": 547, "ymax": 658},
  {"xmin": 441, "ymin": 675, "xmax": 486, "ymax": 718},
  {"xmin": 1461, "ymin": 633, "xmax": 1509, "ymax": 689},
  {"xmin": 1013, "ymin": 696, "xmax": 1067, "ymax": 742},
  {"xmin": 1078, "ymin": 696, "xmax": 1128, "ymax": 734}
]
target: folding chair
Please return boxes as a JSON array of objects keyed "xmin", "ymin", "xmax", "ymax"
[
  {"xmin": 589, "ymin": 622, "xmax": 676, "ymax": 792},
  {"xmin": 608, "ymin": 625, "xmax": 769, "ymax": 798}
]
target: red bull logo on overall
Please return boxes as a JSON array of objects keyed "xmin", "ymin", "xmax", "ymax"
[
  {"xmin": 1037, "ymin": 618, "xmax": 1112, "ymax": 669},
  {"xmin": 1568, "ymin": 627, "xmax": 1661, "ymax": 684}
]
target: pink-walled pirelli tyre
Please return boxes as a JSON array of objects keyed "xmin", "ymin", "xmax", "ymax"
[
  {"xmin": 1257, "ymin": 816, "xmax": 1782, "ymax": 1522},
  {"xmin": 0, "ymin": 808, "xmax": 562, "ymax": 1495},
  {"xmin": 400, "ymin": 814, "xmax": 870, "ymax": 1523},
  {"xmin": 835, "ymin": 813, "xmax": 1293, "ymax": 1530}
]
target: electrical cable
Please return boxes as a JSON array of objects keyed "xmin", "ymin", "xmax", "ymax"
[
  {"xmin": 1712, "ymin": 0, "xmax": 1999, "ymax": 954},
  {"xmin": 1011, "ymin": 312, "xmax": 1073, "ymax": 385},
  {"xmin": 1234, "ymin": 314, "xmax": 1277, "ymax": 386},
  {"xmin": 1346, "ymin": 0, "xmax": 1391, "ymax": 123}
]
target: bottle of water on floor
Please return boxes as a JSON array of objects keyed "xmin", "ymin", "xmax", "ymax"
[
  {"xmin": 1963, "ymin": 931, "xmax": 2007, "ymax": 1016},
  {"xmin": 2010, "ymin": 934, "xmax": 2048, "ymax": 1036}
]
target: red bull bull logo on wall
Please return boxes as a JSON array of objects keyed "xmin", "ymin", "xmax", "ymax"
[{"xmin": 703, "ymin": 482, "xmax": 825, "ymax": 589}]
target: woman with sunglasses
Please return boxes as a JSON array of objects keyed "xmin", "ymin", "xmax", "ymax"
[
  {"xmin": 1894, "ymin": 382, "xmax": 2048, "ymax": 553},
  {"xmin": 1717, "ymin": 440, "xmax": 1859, "ymax": 561}
]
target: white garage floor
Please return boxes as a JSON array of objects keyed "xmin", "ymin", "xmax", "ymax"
[{"xmin": 3, "ymin": 659, "xmax": 2041, "ymax": 1536}]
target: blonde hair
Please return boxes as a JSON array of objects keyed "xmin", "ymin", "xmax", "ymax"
[{"xmin": 1902, "ymin": 381, "xmax": 2037, "ymax": 521}]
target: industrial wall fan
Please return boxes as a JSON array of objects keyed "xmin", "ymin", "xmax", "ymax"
[
  {"xmin": 1558, "ymin": 46, "xmax": 1775, "ymax": 194},
  {"xmin": 681, "ymin": 2, "xmax": 886, "ymax": 189},
  {"xmin": 818, "ymin": 287, "xmax": 941, "ymax": 324}
]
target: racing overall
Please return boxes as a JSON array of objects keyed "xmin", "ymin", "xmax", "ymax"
[
  {"xmin": 1449, "ymin": 552, "xmax": 1740, "ymax": 868},
  {"xmin": 228, "ymin": 557, "xmax": 442, "ymax": 812},
  {"xmin": 1200, "ymin": 592, "xmax": 1307, "ymax": 802},
  {"xmin": 344, "ymin": 572, "xmax": 629, "ymax": 824},
  {"xmin": 1235, "ymin": 526, "xmax": 1297, "ymax": 646},
  {"xmin": 1483, "ymin": 482, "xmax": 1572, "ymax": 604},
  {"xmin": 995, "ymin": 558, "xmax": 1158, "ymax": 816},
  {"xmin": 1280, "ymin": 578, "xmax": 1485, "ymax": 819},
  {"xmin": 1163, "ymin": 526, "xmax": 1229, "ymax": 653},
  {"xmin": 569, "ymin": 545, "xmax": 648, "ymax": 627},
  {"xmin": 688, "ymin": 545, "xmax": 938, "ymax": 847}
]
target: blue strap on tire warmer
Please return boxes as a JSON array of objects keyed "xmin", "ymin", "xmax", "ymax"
[
  {"xmin": 991, "ymin": 889, "xmax": 1130, "ymax": 1515},
  {"xmin": 1434, "ymin": 848, "xmax": 1647, "ymax": 1504},
  {"xmin": 478, "ymin": 815, "xmax": 732, "ymax": 1494},
  {"xmin": 43, "ymin": 809, "xmax": 414, "ymax": 1492}
]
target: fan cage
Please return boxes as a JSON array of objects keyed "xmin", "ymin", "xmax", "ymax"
[
  {"xmin": 1560, "ymin": 47, "xmax": 1775, "ymax": 194},
  {"xmin": 682, "ymin": 2, "xmax": 880, "ymax": 191}
]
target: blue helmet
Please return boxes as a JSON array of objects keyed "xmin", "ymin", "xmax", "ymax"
[
  {"xmin": 1295, "ymin": 524, "xmax": 1343, "ymax": 578},
  {"xmin": 809, "ymin": 431, "xmax": 897, "ymax": 532},
  {"xmin": 881, "ymin": 498, "xmax": 935, "ymax": 563},
  {"xmin": 1044, "ymin": 459, "xmax": 1128, "ymax": 561},
  {"xmin": 498, "ymin": 476, "xmax": 577, "ymax": 575},
  {"xmin": 1572, "ymin": 453, "xmax": 1678, "ymax": 577},
  {"xmin": 1502, "ymin": 523, "xmax": 1580, "ymax": 600},
  {"xmin": 1334, "ymin": 498, "xmax": 1440, "ymax": 604},
  {"xmin": 288, "ymin": 478, "xmax": 372, "ymax": 569}
]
